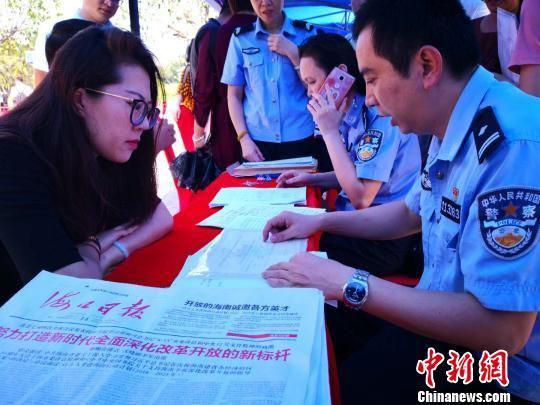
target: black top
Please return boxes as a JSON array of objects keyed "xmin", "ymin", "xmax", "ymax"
[{"xmin": 0, "ymin": 140, "xmax": 82, "ymax": 305}]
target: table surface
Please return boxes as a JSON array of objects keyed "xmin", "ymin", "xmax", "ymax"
[
  {"xmin": 106, "ymin": 173, "xmax": 321, "ymax": 286},
  {"xmin": 105, "ymin": 173, "xmax": 339, "ymax": 404}
]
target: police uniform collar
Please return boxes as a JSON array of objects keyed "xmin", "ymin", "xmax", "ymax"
[
  {"xmin": 255, "ymin": 12, "xmax": 296, "ymax": 37},
  {"xmin": 437, "ymin": 66, "xmax": 495, "ymax": 162},
  {"xmin": 343, "ymin": 93, "xmax": 368, "ymax": 129}
]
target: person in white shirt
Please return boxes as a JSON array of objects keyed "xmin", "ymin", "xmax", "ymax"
[
  {"xmin": 8, "ymin": 77, "xmax": 33, "ymax": 108},
  {"xmin": 33, "ymin": 0, "xmax": 120, "ymax": 86}
]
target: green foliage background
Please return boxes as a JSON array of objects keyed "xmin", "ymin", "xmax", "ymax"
[{"xmin": 0, "ymin": 0, "xmax": 214, "ymax": 100}]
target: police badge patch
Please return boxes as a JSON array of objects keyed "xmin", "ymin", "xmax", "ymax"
[
  {"xmin": 478, "ymin": 187, "xmax": 539, "ymax": 259},
  {"xmin": 357, "ymin": 129, "xmax": 383, "ymax": 162}
]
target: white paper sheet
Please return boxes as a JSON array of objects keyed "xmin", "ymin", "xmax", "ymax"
[
  {"xmin": 198, "ymin": 204, "xmax": 325, "ymax": 230},
  {"xmin": 180, "ymin": 229, "xmax": 308, "ymax": 279},
  {"xmin": 240, "ymin": 156, "xmax": 316, "ymax": 168},
  {"xmin": 209, "ymin": 187, "xmax": 307, "ymax": 207},
  {"xmin": 0, "ymin": 272, "xmax": 329, "ymax": 405},
  {"xmin": 173, "ymin": 250, "xmax": 329, "ymax": 291}
]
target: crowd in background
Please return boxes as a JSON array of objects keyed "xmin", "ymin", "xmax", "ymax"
[{"xmin": 0, "ymin": 0, "xmax": 539, "ymax": 403}]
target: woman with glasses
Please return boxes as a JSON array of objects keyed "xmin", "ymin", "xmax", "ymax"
[{"xmin": 0, "ymin": 27, "xmax": 172, "ymax": 305}]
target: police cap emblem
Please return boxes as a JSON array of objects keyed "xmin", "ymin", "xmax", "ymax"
[
  {"xmin": 357, "ymin": 129, "xmax": 383, "ymax": 162},
  {"xmin": 478, "ymin": 187, "xmax": 539, "ymax": 259}
]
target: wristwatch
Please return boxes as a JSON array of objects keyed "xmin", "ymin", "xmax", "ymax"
[{"xmin": 342, "ymin": 269, "xmax": 370, "ymax": 310}]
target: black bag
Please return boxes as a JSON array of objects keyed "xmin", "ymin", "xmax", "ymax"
[{"xmin": 170, "ymin": 149, "xmax": 221, "ymax": 192}]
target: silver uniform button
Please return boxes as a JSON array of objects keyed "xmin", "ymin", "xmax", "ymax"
[{"xmin": 436, "ymin": 171, "xmax": 445, "ymax": 180}]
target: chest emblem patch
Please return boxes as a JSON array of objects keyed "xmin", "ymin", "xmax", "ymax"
[
  {"xmin": 356, "ymin": 129, "xmax": 383, "ymax": 162},
  {"xmin": 478, "ymin": 187, "xmax": 539, "ymax": 259}
]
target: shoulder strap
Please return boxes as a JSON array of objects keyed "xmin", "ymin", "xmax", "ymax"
[
  {"xmin": 234, "ymin": 23, "xmax": 255, "ymax": 37},
  {"xmin": 470, "ymin": 106, "xmax": 505, "ymax": 163},
  {"xmin": 292, "ymin": 19, "xmax": 314, "ymax": 32}
]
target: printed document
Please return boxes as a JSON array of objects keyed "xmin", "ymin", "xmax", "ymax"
[
  {"xmin": 198, "ymin": 204, "xmax": 325, "ymax": 230},
  {"xmin": 209, "ymin": 187, "xmax": 307, "ymax": 207},
  {"xmin": 0, "ymin": 271, "xmax": 330, "ymax": 404}
]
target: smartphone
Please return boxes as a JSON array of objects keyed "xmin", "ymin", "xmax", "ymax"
[{"xmin": 318, "ymin": 67, "xmax": 356, "ymax": 107}]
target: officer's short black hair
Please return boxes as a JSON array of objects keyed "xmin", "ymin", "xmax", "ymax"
[
  {"xmin": 352, "ymin": 0, "xmax": 479, "ymax": 79},
  {"xmin": 46, "ymin": 19, "xmax": 95, "ymax": 66}
]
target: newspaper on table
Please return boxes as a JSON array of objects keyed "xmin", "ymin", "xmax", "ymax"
[
  {"xmin": 0, "ymin": 271, "xmax": 330, "ymax": 405},
  {"xmin": 198, "ymin": 204, "xmax": 325, "ymax": 231},
  {"xmin": 209, "ymin": 187, "xmax": 307, "ymax": 207}
]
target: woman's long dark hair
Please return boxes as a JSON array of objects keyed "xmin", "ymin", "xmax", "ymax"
[
  {"xmin": 299, "ymin": 33, "xmax": 366, "ymax": 95},
  {"xmin": 0, "ymin": 27, "xmax": 164, "ymax": 243}
]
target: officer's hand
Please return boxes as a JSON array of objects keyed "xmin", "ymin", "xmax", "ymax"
[
  {"xmin": 276, "ymin": 170, "xmax": 314, "ymax": 188},
  {"xmin": 263, "ymin": 252, "xmax": 355, "ymax": 300},
  {"xmin": 154, "ymin": 118, "xmax": 176, "ymax": 153},
  {"xmin": 262, "ymin": 211, "xmax": 322, "ymax": 243},
  {"xmin": 268, "ymin": 34, "xmax": 297, "ymax": 59},
  {"xmin": 240, "ymin": 136, "xmax": 265, "ymax": 162},
  {"xmin": 308, "ymin": 84, "xmax": 347, "ymax": 136}
]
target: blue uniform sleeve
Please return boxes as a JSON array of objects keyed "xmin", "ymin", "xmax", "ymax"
[
  {"xmin": 221, "ymin": 34, "xmax": 246, "ymax": 86},
  {"xmin": 405, "ymin": 176, "xmax": 422, "ymax": 215},
  {"xmin": 353, "ymin": 120, "xmax": 400, "ymax": 183},
  {"xmin": 460, "ymin": 140, "xmax": 540, "ymax": 312}
]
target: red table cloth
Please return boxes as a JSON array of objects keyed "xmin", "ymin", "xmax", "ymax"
[{"xmin": 106, "ymin": 173, "xmax": 340, "ymax": 404}]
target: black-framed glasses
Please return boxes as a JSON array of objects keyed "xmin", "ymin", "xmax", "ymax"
[{"xmin": 85, "ymin": 88, "xmax": 160, "ymax": 129}]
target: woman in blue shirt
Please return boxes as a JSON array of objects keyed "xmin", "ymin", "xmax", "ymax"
[
  {"xmin": 278, "ymin": 33, "xmax": 422, "ymax": 277},
  {"xmin": 222, "ymin": 0, "xmax": 319, "ymax": 162}
]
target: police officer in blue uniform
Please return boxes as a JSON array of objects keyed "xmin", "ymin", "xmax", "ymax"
[
  {"xmin": 261, "ymin": 1, "xmax": 539, "ymax": 403},
  {"xmin": 277, "ymin": 33, "xmax": 422, "ymax": 277},
  {"xmin": 222, "ymin": 0, "xmax": 318, "ymax": 162}
]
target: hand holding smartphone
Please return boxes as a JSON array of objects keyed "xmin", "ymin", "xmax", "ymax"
[{"xmin": 318, "ymin": 67, "xmax": 355, "ymax": 108}]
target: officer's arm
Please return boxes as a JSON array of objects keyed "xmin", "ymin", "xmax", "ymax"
[
  {"xmin": 361, "ymin": 278, "xmax": 537, "ymax": 355},
  {"xmin": 324, "ymin": 130, "xmax": 382, "ymax": 209},
  {"xmin": 320, "ymin": 199, "xmax": 422, "ymax": 240},
  {"xmin": 227, "ymin": 85, "xmax": 247, "ymax": 135}
]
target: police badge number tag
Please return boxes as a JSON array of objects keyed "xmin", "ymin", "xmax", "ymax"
[
  {"xmin": 478, "ymin": 187, "xmax": 539, "ymax": 259},
  {"xmin": 357, "ymin": 130, "xmax": 383, "ymax": 162}
]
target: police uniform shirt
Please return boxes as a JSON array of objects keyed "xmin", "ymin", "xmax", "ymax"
[
  {"xmin": 221, "ymin": 14, "xmax": 315, "ymax": 143},
  {"xmin": 405, "ymin": 66, "xmax": 540, "ymax": 402},
  {"xmin": 335, "ymin": 93, "xmax": 421, "ymax": 211}
]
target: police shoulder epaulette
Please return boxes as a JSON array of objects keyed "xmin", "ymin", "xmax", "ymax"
[
  {"xmin": 234, "ymin": 23, "xmax": 255, "ymax": 36},
  {"xmin": 469, "ymin": 106, "xmax": 505, "ymax": 163},
  {"xmin": 292, "ymin": 19, "xmax": 314, "ymax": 31}
]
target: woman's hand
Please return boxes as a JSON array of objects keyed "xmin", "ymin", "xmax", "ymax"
[
  {"xmin": 193, "ymin": 134, "xmax": 207, "ymax": 150},
  {"xmin": 95, "ymin": 224, "xmax": 138, "ymax": 252},
  {"xmin": 240, "ymin": 136, "xmax": 265, "ymax": 162},
  {"xmin": 100, "ymin": 246, "xmax": 125, "ymax": 274},
  {"xmin": 154, "ymin": 118, "xmax": 176, "ymax": 153},
  {"xmin": 308, "ymin": 85, "xmax": 347, "ymax": 137},
  {"xmin": 276, "ymin": 170, "xmax": 315, "ymax": 188},
  {"xmin": 268, "ymin": 34, "xmax": 299, "ymax": 64}
]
